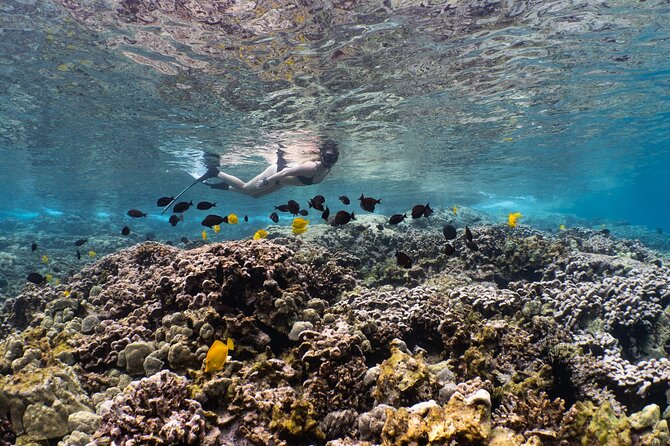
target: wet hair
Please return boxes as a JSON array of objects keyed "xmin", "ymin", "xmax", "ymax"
[{"xmin": 319, "ymin": 140, "xmax": 339, "ymax": 166}]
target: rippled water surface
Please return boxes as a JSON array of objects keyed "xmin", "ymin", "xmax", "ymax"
[{"xmin": 1, "ymin": 0, "xmax": 669, "ymax": 229}]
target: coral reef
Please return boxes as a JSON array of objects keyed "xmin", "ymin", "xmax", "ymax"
[
  {"xmin": 0, "ymin": 220, "xmax": 669, "ymax": 445},
  {"xmin": 380, "ymin": 391, "xmax": 492, "ymax": 445},
  {"xmin": 94, "ymin": 371, "xmax": 208, "ymax": 445}
]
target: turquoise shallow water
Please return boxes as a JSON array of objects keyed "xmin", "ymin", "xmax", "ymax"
[
  {"xmin": 0, "ymin": 0, "xmax": 669, "ymax": 242},
  {"xmin": 3, "ymin": 3, "xmax": 670, "ymax": 443}
]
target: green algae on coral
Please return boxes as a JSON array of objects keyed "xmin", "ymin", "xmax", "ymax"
[
  {"xmin": 560, "ymin": 401, "xmax": 670, "ymax": 446},
  {"xmin": 372, "ymin": 342, "xmax": 437, "ymax": 406},
  {"xmin": 492, "ymin": 366, "xmax": 552, "ymax": 402},
  {"xmin": 583, "ymin": 401, "xmax": 632, "ymax": 445},
  {"xmin": 381, "ymin": 392, "xmax": 492, "ymax": 445},
  {"xmin": 269, "ymin": 398, "xmax": 324, "ymax": 441}
]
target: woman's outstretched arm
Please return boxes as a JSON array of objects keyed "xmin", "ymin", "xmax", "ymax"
[{"xmin": 260, "ymin": 162, "xmax": 318, "ymax": 186}]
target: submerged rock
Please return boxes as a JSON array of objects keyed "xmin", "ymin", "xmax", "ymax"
[
  {"xmin": 381, "ymin": 391, "xmax": 492, "ymax": 445},
  {"xmin": 372, "ymin": 341, "xmax": 438, "ymax": 406},
  {"xmin": 289, "ymin": 320, "xmax": 313, "ymax": 341},
  {"xmin": 123, "ymin": 342, "xmax": 155, "ymax": 376},
  {"xmin": 80, "ymin": 315, "xmax": 99, "ymax": 334},
  {"xmin": 23, "ymin": 401, "xmax": 70, "ymax": 440},
  {"xmin": 0, "ymin": 365, "xmax": 92, "ymax": 440},
  {"xmin": 67, "ymin": 410, "xmax": 101, "ymax": 435}
]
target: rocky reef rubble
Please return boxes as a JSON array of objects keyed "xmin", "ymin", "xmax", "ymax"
[
  {"xmin": 96, "ymin": 371, "xmax": 207, "ymax": 445},
  {"xmin": 0, "ymin": 223, "xmax": 669, "ymax": 445}
]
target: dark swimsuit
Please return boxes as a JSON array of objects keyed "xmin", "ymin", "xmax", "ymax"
[
  {"xmin": 276, "ymin": 145, "xmax": 288, "ymax": 172},
  {"xmin": 276, "ymin": 146, "xmax": 326, "ymax": 185},
  {"xmin": 297, "ymin": 175, "xmax": 315, "ymax": 185}
]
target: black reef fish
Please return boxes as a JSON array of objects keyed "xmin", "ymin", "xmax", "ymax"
[
  {"xmin": 74, "ymin": 238, "xmax": 87, "ymax": 246},
  {"xmin": 359, "ymin": 194, "xmax": 381, "ymax": 212},
  {"xmin": 121, "ymin": 226, "xmax": 130, "ymax": 236},
  {"xmin": 309, "ymin": 200, "xmax": 325, "ymax": 211},
  {"xmin": 180, "ymin": 237, "xmax": 189, "ymax": 244},
  {"xmin": 299, "ymin": 209, "xmax": 309, "ymax": 216},
  {"xmin": 169, "ymin": 215, "xmax": 183, "ymax": 227},
  {"xmin": 275, "ymin": 204, "xmax": 290, "ymax": 212},
  {"xmin": 287, "ymin": 200, "xmax": 300, "ymax": 215},
  {"xmin": 244, "ymin": 215, "xmax": 248, "ymax": 222},
  {"xmin": 31, "ymin": 242, "xmax": 37, "ymax": 252},
  {"xmin": 26, "ymin": 272, "xmax": 46, "ymax": 285},
  {"xmin": 127, "ymin": 209, "xmax": 147, "ymax": 218},
  {"xmin": 201, "ymin": 214, "xmax": 226, "ymax": 228},
  {"xmin": 173, "ymin": 201, "xmax": 193, "ymax": 213},
  {"xmin": 465, "ymin": 226, "xmax": 473, "ymax": 242},
  {"xmin": 76, "ymin": 249, "xmax": 81, "ymax": 260},
  {"xmin": 445, "ymin": 243, "xmax": 455, "ymax": 255},
  {"xmin": 309, "ymin": 195, "xmax": 326, "ymax": 211},
  {"xmin": 411, "ymin": 204, "xmax": 428, "ymax": 219},
  {"xmin": 321, "ymin": 207, "xmax": 330, "ymax": 221},
  {"xmin": 339, "ymin": 196, "xmax": 350, "ymax": 205},
  {"xmin": 270, "ymin": 212, "xmax": 279, "ymax": 223},
  {"xmin": 197, "ymin": 201, "xmax": 216, "ymax": 210},
  {"xmin": 443, "ymin": 224, "xmax": 457, "ymax": 240},
  {"xmin": 395, "ymin": 251, "xmax": 412, "ymax": 269},
  {"xmin": 156, "ymin": 196, "xmax": 174, "ymax": 207},
  {"xmin": 333, "ymin": 211, "xmax": 355, "ymax": 226},
  {"xmin": 465, "ymin": 240, "xmax": 479, "ymax": 251},
  {"xmin": 389, "ymin": 213, "xmax": 406, "ymax": 225}
]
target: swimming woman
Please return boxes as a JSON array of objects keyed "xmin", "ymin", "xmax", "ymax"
[{"xmin": 198, "ymin": 140, "xmax": 339, "ymax": 198}]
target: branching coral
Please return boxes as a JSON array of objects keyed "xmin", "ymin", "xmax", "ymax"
[
  {"xmin": 94, "ymin": 371, "xmax": 207, "ymax": 445},
  {"xmin": 493, "ymin": 390, "xmax": 565, "ymax": 438}
]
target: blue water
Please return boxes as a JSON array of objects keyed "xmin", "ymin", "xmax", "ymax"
[{"xmin": 0, "ymin": 0, "xmax": 669, "ymax": 240}]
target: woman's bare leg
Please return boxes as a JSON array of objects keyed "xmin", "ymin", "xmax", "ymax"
[
  {"xmin": 214, "ymin": 172, "xmax": 246, "ymax": 190},
  {"xmin": 215, "ymin": 165, "xmax": 279, "ymax": 195},
  {"xmin": 242, "ymin": 165, "xmax": 279, "ymax": 188}
]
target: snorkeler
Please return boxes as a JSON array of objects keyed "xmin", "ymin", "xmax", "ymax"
[{"xmin": 197, "ymin": 140, "xmax": 339, "ymax": 198}]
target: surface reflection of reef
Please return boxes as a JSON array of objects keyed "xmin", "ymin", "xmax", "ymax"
[{"xmin": 54, "ymin": 0, "xmax": 666, "ymax": 135}]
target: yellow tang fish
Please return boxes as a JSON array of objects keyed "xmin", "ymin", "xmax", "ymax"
[
  {"xmin": 41, "ymin": 255, "xmax": 49, "ymax": 264},
  {"xmin": 63, "ymin": 290, "xmax": 70, "ymax": 297},
  {"xmin": 202, "ymin": 230, "xmax": 207, "ymax": 241},
  {"xmin": 253, "ymin": 229, "xmax": 268, "ymax": 240},
  {"xmin": 213, "ymin": 225, "xmax": 221, "ymax": 233},
  {"xmin": 559, "ymin": 224, "xmax": 566, "ymax": 231},
  {"xmin": 204, "ymin": 338, "xmax": 234, "ymax": 373},
  {"xmin": 452, "ymin": 206, "xmax": 458, "ymax": 216},
  {"xmin": 292, "ymin": 217, "xmax": 309, "ymax": 235},
  {"xmin": 292, "ymin": 217, "xmax": 308, "ymax": 229},
  {"xmin": 45, "ymin": 273, "xmax": 53, "ymax": 283},
  {"xmin": 88, "ymin": 250, "xmax": 96, "ymax": 258},
  {"xmin": 503, "ymin": 137, "xmax": 514, "ymax": 142},
  {"xmin": 292, "ymin": 226, "xmax": 308, "ymax": 235},
  {"xmin": 508, "ymin": 212, "xmax": 523, "ymax": 228},
  {"xmin": 228, "ymin": 214, "xmax": 238, "ymax": 224}
]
